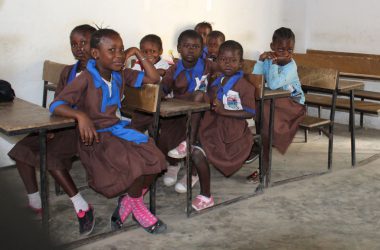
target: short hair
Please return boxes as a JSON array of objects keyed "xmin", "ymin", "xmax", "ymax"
[
  {"xmin": 207, "ymin": 30, "xmax": 225, "ymax": 42},
  {"xmin": 90, "ymin": 29, "xmax": 120, "ymax": 49},
  {"xmin": 140, "ymin": 34, "xmax": 163, "ymax": 51},
  {"xmin": 272, "ymin": 27, "xmax": 295, "ymax": 43},
  {"xmin": 177, "ymin": 29, "xmax": 203, "ymax": 47},
  {"xmin": 194, "ymin": 22, "xmax": 213, "ymax": 31},
  {"xmin": 70, "ymin": 24, "xmax": 96, "ymax": 37},
  {"xmin": 218, "ymin": 40, "xmax": 244, "ymax": 61}
]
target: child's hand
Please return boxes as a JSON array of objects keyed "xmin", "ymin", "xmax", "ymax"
[
  {"xmin": 124, "ymin": 47, "xmax": 140, "ymax": 61},
  {"xmin": 212, "ymin": 98, "xmax": 224, "ymax": 114},
  {"xmin": 77, "ymin": 113, "xmax": 99, "ymax": 146},
  {"xmin": 259, "ymin": 51, "xmax": 277, "ymax": 62}
]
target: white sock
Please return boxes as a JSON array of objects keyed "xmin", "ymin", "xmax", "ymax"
[
  {"xmin": 70, "ymin": 193, "xmax": 89, "ymax": 214},
  {"xmin": 27, "ymin": 192, "xmax": 42, "ymax": 209}
]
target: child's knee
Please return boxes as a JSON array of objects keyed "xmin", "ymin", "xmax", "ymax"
[{"xmin": 192, "ymin": 148, "xmax": 206, "ymax": 165}]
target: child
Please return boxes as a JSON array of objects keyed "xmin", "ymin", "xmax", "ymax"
[
  {"xmin": 246, "ymin": 27, "xmax": 306, "ymax": 183},
  {"xmin": 206, "ymin": 30, "xmax": 225, "ymax": 61},
  {"xmin": 159, "ymin": 29, "xmax": 218, "ymax": 193},
  {"xmin": 49, "ymin": 29, "xmax": 167, "ymax": 234},
  {"xmin": 194, "ymin": 22, "xmax": 213, "ymax": 60},
  {"xmin": 191, "ymin": 40, "xmax": 256, "ymax": 210},
  {"xmin": 8, "ymin": 24, "xmax": 96, "ymax": 235},
  {"xmin": 131, "ymin": 34, "xmax": 170, "ymax": 77},
  {"xmin": 130, "ymin": 34, "xmax": 171, "ymax": 133}
]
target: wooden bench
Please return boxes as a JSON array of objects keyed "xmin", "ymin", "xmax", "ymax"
[
  {"xmin": 294, "ymin": 52, "xmax": 380, "ymax": 127},
  {"xmin": 242, "ymin": 59, "xmax": 256, "ymax": 74}
]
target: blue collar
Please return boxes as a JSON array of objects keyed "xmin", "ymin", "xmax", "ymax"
[
  {"xmin": 211, "ymin": 70, "xmax": 244, "ymax": 101},
  {"xmin": 86, "ymin": 59, "xmax": 122, "ymax": 113},
  {"xmin": 174, "ymin": 58, "xmax": 205, "ymax": 93},
  {"xmin": 68, "ymin": 61, "xmax": 80, "ymax": 84}
]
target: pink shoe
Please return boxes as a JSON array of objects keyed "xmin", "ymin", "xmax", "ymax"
[
  {"xmin": 168, "ymin": 141, "xmax": 187, "ymax": 159},
  {"xmin": 110, "ymin": 196, "xmax": 132, "ymax": 230},
  {"xmin": 192, "ymin": 195, "xmax": 214, "ymax": 211}
]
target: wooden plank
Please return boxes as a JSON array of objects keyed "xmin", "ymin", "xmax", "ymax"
[
  {"xmin": 159, "ymin": 99, "xmax": 210, "ymax": 117},
  {"xmin": 43, "ymin": 60, "xmax": 67, "ymax": 84},
  {"xmin": 122, "ymin": 84, "xmax": 160, "ymax": 113},
  {"xmin": 0, "ymin": 98, "xmax": 75, "ymax": 135},
  {"xmin": 305, "ymin": 94, "xmax": 380, "ymax": 115},
  {"xmin": 298, "ymin": 65, "xmax": 338, "ymax": 90},
  {"xmin": 300, "ymin": 116, "xmax": 331, "ymax": 128},
  {"xmin": 294, "ymin": 53, "xmax": 380, "ymax": 79},
  {"xmin": 306, "ymin": 49, "xmax": 380, "ymax": 60},
  {"xmin": 242, "ymin": 59, "xmax": 256, "ymax": 74}
]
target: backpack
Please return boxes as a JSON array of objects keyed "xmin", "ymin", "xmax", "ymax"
[{"xmin": 0, "ymin": 80, "xmax": 16, "ymax": 102}]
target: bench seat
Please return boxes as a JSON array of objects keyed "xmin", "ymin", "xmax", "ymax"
[{"xmin": 305, "ymin": 93, "xmax": 380, "ymax": 115}]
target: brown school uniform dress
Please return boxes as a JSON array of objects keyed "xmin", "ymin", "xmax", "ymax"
[
  {"xmin": 261, "ymin": 97, "xmax": 306, "ymax": 154},
  {"xmin": 157, "ymin": 59, "xmax": 217, "ymax": 156},
  {"xmin": 51, "ymin": 69, "xmax": 166, "ymax": 198},
  {"xmin": 199, "ymin": 77, "xmax": 255, "ymax": 177},
  {"xmin": 8, "ymin": 65, "xmax": 78, "ymax": 170}
]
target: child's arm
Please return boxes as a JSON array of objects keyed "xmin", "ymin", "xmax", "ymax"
[
  {"xmin": 212, "ymin": 98, "xmax": 253, "ymax": 119},
  {"xmin": 53, "ymin": 105, "xmax": 99, "ymax": 146},
  {"xmin": 267, "ymin": 61, "xmax": 298, "ymax": 89},
  {"xmin": 125, "ymin": 47, "xmax": 160, "ymax": 84}
]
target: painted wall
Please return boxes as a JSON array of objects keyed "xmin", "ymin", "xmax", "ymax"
[{"xmin": 1, "ymin": 0, "xmax": 379, "ymax": 166}]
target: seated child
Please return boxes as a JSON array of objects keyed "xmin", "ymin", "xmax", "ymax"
[
  {"xmin": 131, "ymin": 34, "xmax": 170, "ymax": 77},
  {"xmin": 194, "ymin": 21, "xmax": 213, "ymax": 59},
  {"xmin": 159, "ymin": 29, "xmax": 218, "ymax": 194},
  {"xmin": 8, "ymin": 24, "xmax": 96, "ymax": 235},
  {"xmin": 247, "ymin": 27, "xmax": 306, "ymax": 183},
  {"xmin": 206, "ymin": 30, "xmax": 225, "ymax": 61},
  {"xmin": 49, "ymin": 29, "xmax": 167, "ymax": 234},
  {"xmin": 130, "ymin": 34, "xmax": 171, "ymax": 133},
  {"xmin": 191, "ymin": 40, "xmax": 256, "ymax": 211}
]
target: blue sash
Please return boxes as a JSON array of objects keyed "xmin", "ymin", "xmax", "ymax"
[
  {"xmin": 211, "ymin": 70, "xmax": 244, "ymax": 101},
  {"xmin": 96, "ymin": 120, "xmax": 148, "ymax": 144},
  {"xmin": 173, "ymin": 58, "xmax": 205, "ymax": 93},
  {"xmin": 86, "ymin": 59, "xmax": 122, "ymax": 113},
  {"xmin": 68, "ymin": 61, "xmax": 80, "ymax": 84}
]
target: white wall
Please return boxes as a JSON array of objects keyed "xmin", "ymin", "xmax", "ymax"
[{"xmin": 1, "ymin": 0, "xmax": 379, "ymax": 166}]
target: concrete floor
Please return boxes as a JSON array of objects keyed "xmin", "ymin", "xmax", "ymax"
[{"xmin": 2, "ymin": 124, "xmax": 380, "ymax": 249}]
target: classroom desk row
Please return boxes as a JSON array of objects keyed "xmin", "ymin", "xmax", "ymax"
[{"xmin": 0, "ymin": 84, "xmax": 361, "ymax": 242}]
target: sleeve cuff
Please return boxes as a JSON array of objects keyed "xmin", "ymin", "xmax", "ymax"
[
  {"xmin": 49, "ymin": 100, "xmax": 68, "ymax": 114},
  {"xmin": 134, "ymin": 71, "xmax": 145, "ymax": 88},
  {"xmin": 243, "ymin": 106, "xmax": 256, "ymax": 116}
]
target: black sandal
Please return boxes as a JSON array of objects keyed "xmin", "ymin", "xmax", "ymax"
[
  {"xmin": 132, "ymin": 215, "xmax": 167, "ymax": 234},
  {"xmin": 110, "ymin": 196, "xmax": 125, "ymax": 230}
]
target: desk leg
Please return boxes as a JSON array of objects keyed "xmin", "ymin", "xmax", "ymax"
[
  {"xmin": 350, "ymin": 90, "xmax": 356, "ymax": 167},
  {"xmin": 39, "ymin": 129, "xmax": 49, "ymax": 232},
  {"xmin": 266, "ymin": 99, "xmax": 275, "ymax": 188},
  {"xmin": 186, "ymin": 111, "xmax": 192, "ymax": 217},
  {"xmin": 149, "ymin": 106, "xmax": 161, "ymax": 215}
]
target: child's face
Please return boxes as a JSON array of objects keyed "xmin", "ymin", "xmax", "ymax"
[
  {"xmin": 70, "ymin": 31, "xmax": 92, "ymax": 64},
  {"xmin": 140, "ymin": 41, "xmax": 162, "ymax": 65},
  {"xmin": 91, "ymin": 35, "xmax": 125, "ymax": 75},
  {"xmin": 177, "ymin": 37, "xmax": 202, "ymax": 65},
  {"xmin": 270, "ymin": 39, "xmax": 295, "ymax": 66},
  {"xmin": 217, "ymin": 49, "xmax": 242, "ymax": 76},
  {"xmin": 195, "ymin": 26, "xmax": 211, "ymax": 44},
  {"xmin": 207, "ymin": 37, "xmax": 223, "ymax": 61}
]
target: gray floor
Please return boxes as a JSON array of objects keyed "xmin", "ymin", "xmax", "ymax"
[{"xmin": 2, "ymin": 124, "xmax": 380, "ymax": 249}]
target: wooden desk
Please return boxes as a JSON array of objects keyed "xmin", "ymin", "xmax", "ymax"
[
  {"xmin": 159, "ymin": 99, "xmax": 210, "ymax": 216},
  {"xmin": 262, "ymin": 89, "xmax": 291, "ymax": 187},
  {"xmin": 0, "ymin": 98, "xmax": 75, "ymax": 230},
  {"xmin": 304, "ymin": 81, "xmax": 365, "ymax": 167}
]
